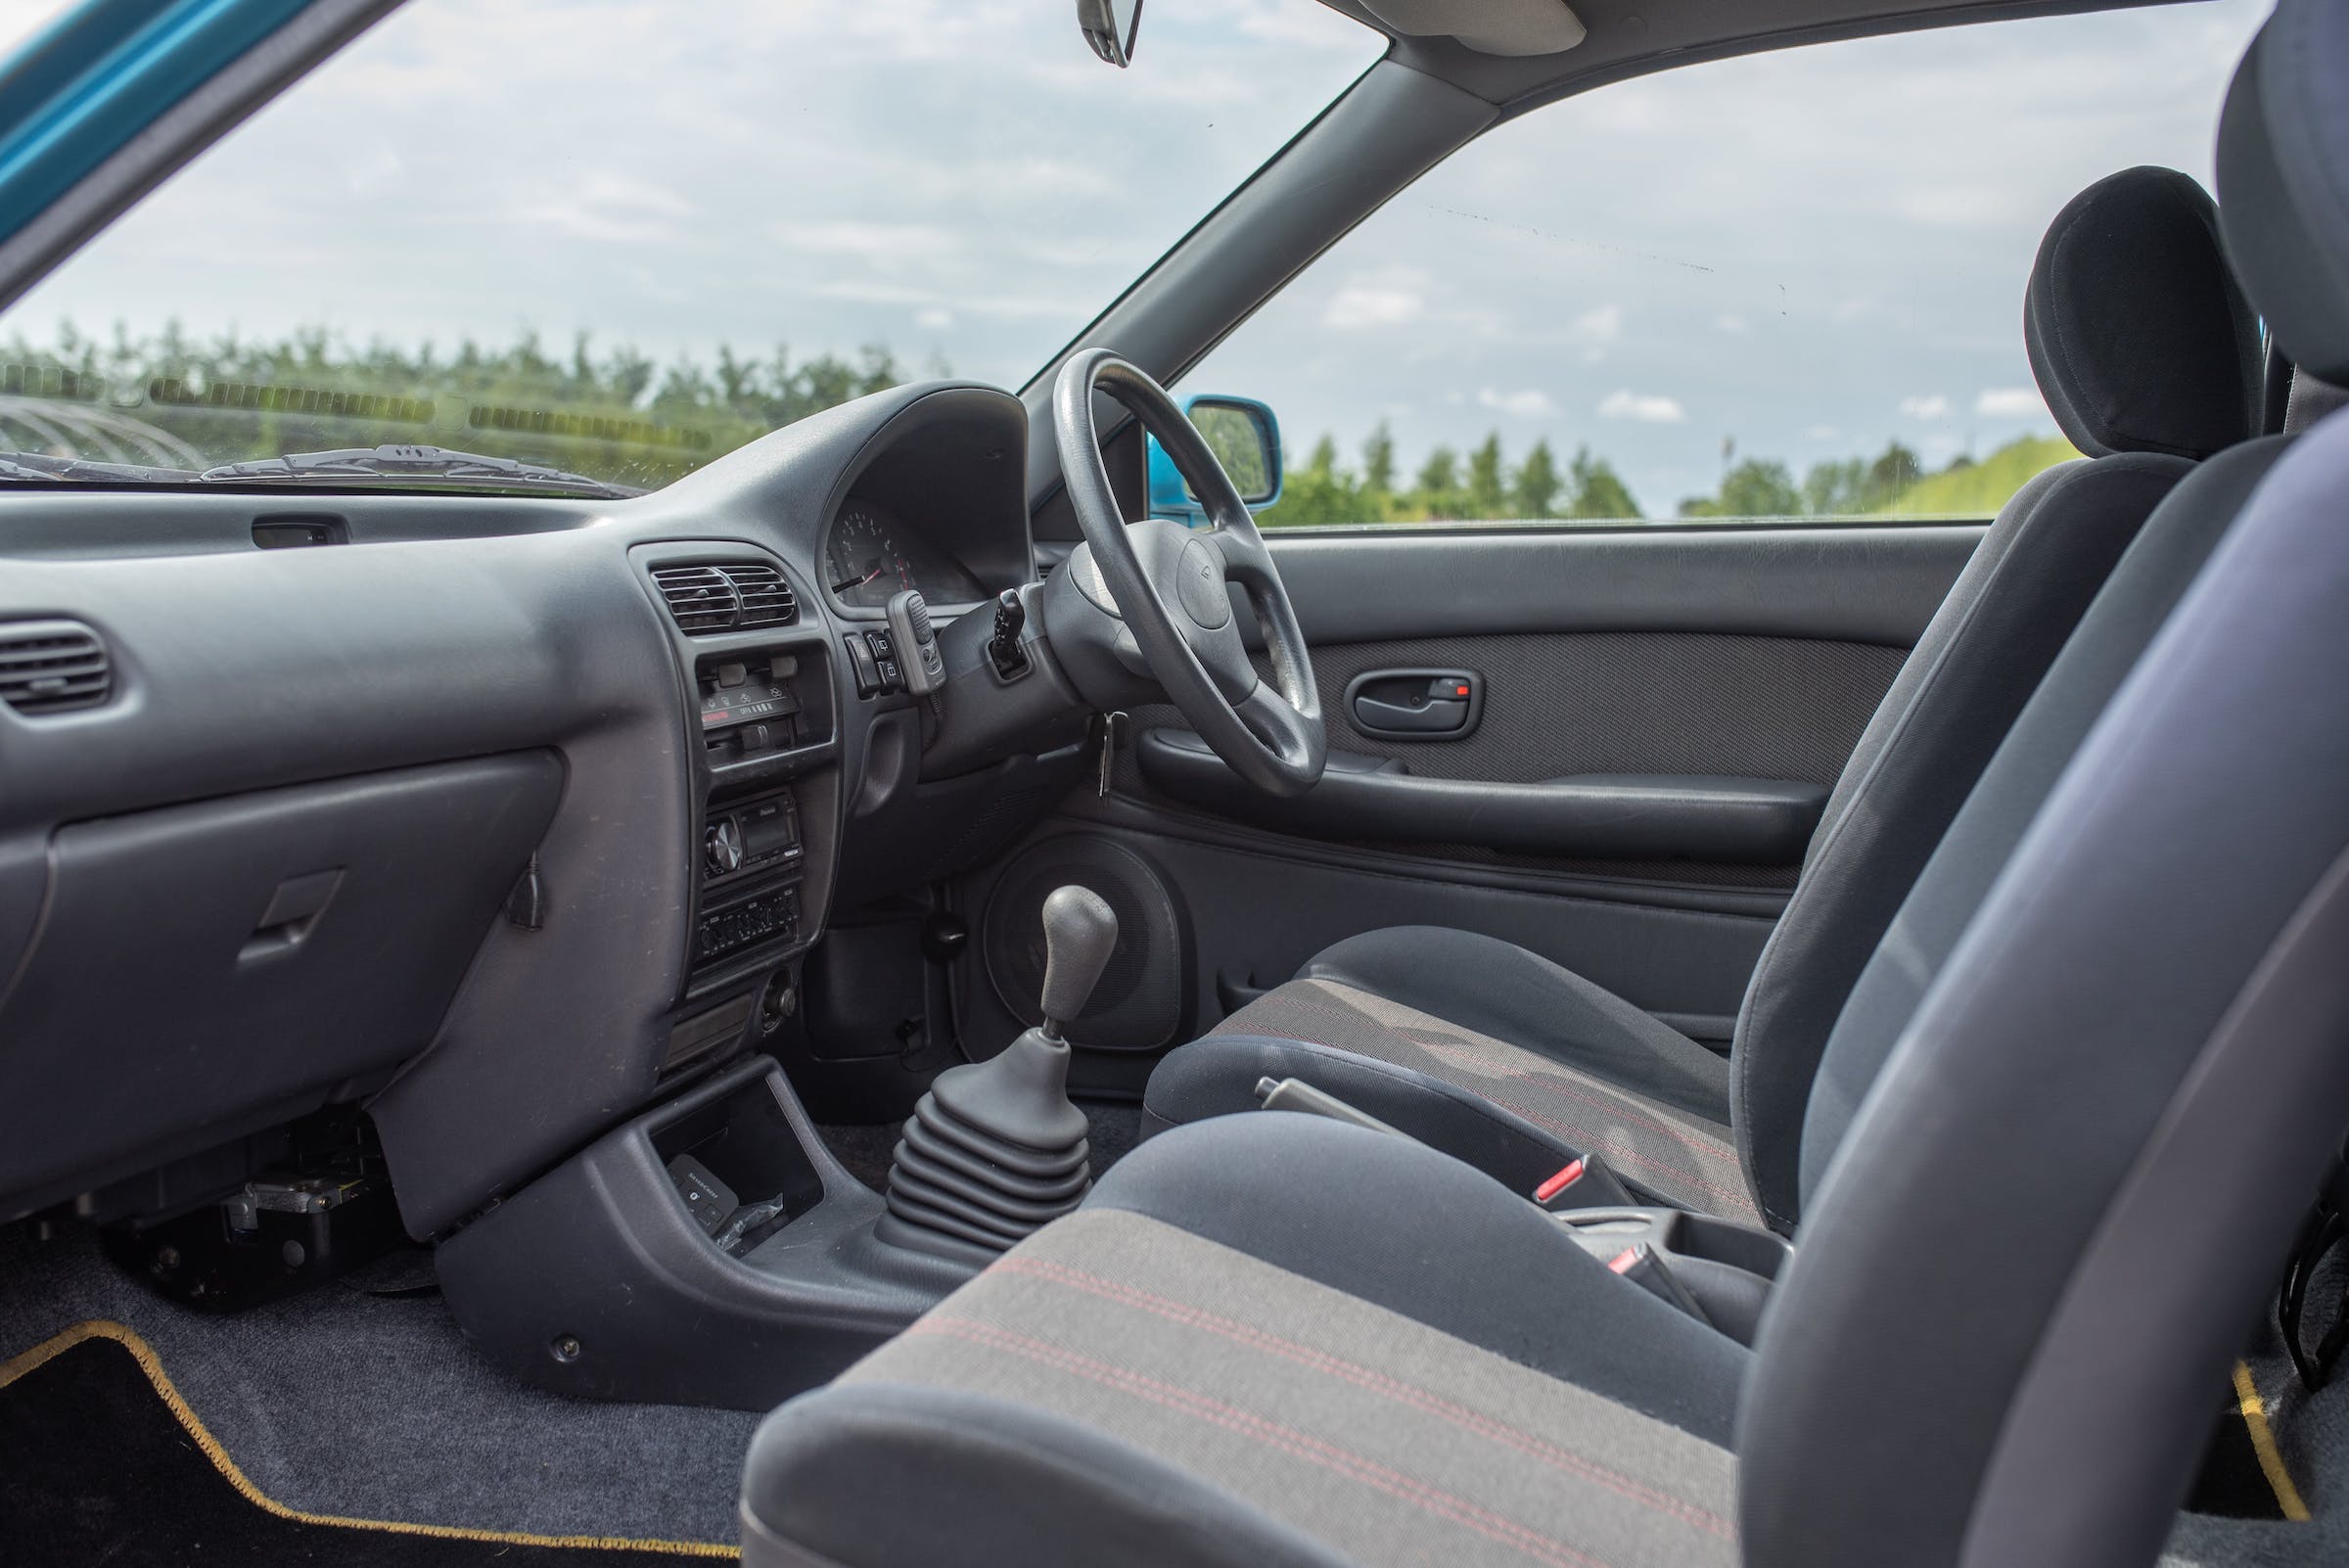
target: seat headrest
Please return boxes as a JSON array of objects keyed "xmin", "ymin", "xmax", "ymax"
[
  {"xmin": 2219, "ymin": 0, "xmax": 2349, "ymax": 385},
  {"xmin": 2024, "ymin": 165, "xmax": 2262, "ymax": 460}
]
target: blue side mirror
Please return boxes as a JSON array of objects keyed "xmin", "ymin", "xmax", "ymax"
[{"xmin": 1146, "ymin": 394, "xmax": 1282, "ymax": 527}]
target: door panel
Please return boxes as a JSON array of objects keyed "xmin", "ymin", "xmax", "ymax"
[
  {"xmin": 1133, "ymin": 629, "xmax": 1902, "ymax": 865},
  {"xmin": 959, "ymin": 522, "xmax": 1976, "ymax": 1076}
]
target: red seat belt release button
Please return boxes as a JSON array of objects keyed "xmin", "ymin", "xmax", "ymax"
[{"xmin": 1534, "ymin": 1159, "xmax": 1586, "ymax": 1204}]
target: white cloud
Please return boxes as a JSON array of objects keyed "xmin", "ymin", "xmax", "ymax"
[
  {"xmin": 775, "ymin": 219, "xmax": 957, "ymax": 265},
  {"xmin": 1598, "ymin": 390, "xmax": 1686, "ymax": 424},
  {"xmin": 1806, "ymin": 424, "xmax": 1842, "ymax": 441},
  {"xmin": 915, "ymin": 307, "xmax": 954, "ymax": 329},
  {"xmin": 1573, "ymin": 304, "xmax": 1623, "ymax": 342},
  {"xmin": 1716, "ymin": 313, "xmax": 1750, "ymax": 334},
  {"xmin": 1477, "ymin": 387, "xmax": 1558, "ymax": 419},
  {"xmin": 1323, "ymin": 284, "xmax": 1425, "ymax": 330},
  {"xmin": 1895, "ymin": 185, "xmax": 2026, "ymax": 229},
  {"xmin": 1567, "ymin": 303, "xmax": 1623, "ymax": 362},
  {"xmin": 1899, "ymin": 393, "xmax": 1952, "ymax": 419},
  {"xmin": 514, "ymin": 171, "xmax": 698, "ymax": 245},
  {"xmin": 1975, "ymin": 386, "xmax": 2047, "ymax": 419}
]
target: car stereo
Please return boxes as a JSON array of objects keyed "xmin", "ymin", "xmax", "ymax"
[
  {"xmin": 696, "ymin": 787, "xmax": 804, "ymax": 966},
  {"xmin": 703, "ymin": 791, "xmax": 802, "ymax": 885}
]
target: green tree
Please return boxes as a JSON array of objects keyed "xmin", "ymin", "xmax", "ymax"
[
  {"xmin": 1256, "ymin": 434, "xmax": 1360, "ymax": 528},
  {"xmin": 1511, "ymin": 438, "xmax": 1561, "ymax": 519},
  {"xmin": 1361, "ymin": 421, "xmax": 1396, "ymax": 515},
  {"xmin": 1413, "ymin": 445, "xmax": 1460, "ymax": 519},
  {"xmin": 1801, "ymin": 456, "xmax": 1865, "ymax": 516},
  {"xmin": 0, "ymin": 319, "xmax": 926, "ymax": 488},
  {"xmin": 1466, "ymin": 433, "xmax": 1506, "ymax": 518},
  {"xmin": 1566, "ymin": 445, "xmax": 1640, "ymax": 520},
  {"xmin": 1714, "ymin": 458, "xmax": 1803, "ymax": 519},
  {"xmin": 1863, "ymin": 441, "xmax": 1921, "ymax": 509}
]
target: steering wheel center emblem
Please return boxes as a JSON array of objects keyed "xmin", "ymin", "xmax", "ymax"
[{"xmin": 1176, "ymin": 536, "xmax": 1233, "ymax": 629}]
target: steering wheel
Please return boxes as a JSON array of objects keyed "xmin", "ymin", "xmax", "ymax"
[{"xmin": 1053, "ymin": 348, "xmax": 1326, "ymax": 798}]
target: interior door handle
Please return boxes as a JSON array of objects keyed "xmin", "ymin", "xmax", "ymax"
[
  {"xmin": 1346, "ymin": 669, "xmax": 1480, "ymax": 740},
  {"xmin": 1354, "ymin": 692, "xmax": 1469, "ymax": 733}
]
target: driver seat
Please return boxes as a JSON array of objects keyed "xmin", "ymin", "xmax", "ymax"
[{"xmin": 1145, "ymin": 161, "xmax": 2266, "ymax": 1233}]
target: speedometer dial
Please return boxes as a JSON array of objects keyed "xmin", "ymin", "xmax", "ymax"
[{"xmin": 825, "ymin": 504, "xmax": 916, "ymax": 608}]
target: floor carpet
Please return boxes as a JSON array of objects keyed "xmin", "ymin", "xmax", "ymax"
[
  {"xmin": 0, "ymin": 1226, "xmax": 758, "ymax": 1553},
  {"xmin": 0, "ymin": 1322, "xmax": 730, "ymax": 1567}
]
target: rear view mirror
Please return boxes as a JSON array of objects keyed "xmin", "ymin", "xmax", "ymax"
[
  {"xmin": 1148, "ymin": 394, "xmax": 1284, "ymax": 525},
  {"xmin": 1077, "ymin": 0, "xmax": 1144, "ymax": 68}
]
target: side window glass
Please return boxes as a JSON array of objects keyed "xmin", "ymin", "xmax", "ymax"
[{"xmin": 1184, "ymin": 0, "xmax": 2262, "ymax": 530}]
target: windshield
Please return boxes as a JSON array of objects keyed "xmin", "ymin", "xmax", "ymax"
[{"xmin": 0, "ymin": 0, "xmax": 1379, "ymax": 491}]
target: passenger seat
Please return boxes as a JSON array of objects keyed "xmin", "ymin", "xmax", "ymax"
[{"xmin": 1145, "ymin": 163, "xmax": 2265, "ymax": 1232}]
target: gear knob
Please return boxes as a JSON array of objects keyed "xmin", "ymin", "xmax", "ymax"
[{"xmin": 1038, "ymin": 885, "xmax": 1119, "ymax": 1038}]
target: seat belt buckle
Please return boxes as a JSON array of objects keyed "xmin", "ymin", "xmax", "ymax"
[
  {"xmin": 1606, "ymin": 1242, "xmax": 1715, "ymax": 1328},
  {"xmin": 1530, "ymin": 1151, "xmax": 1635, "ymax": 1211}
]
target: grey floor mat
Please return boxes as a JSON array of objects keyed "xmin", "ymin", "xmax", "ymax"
[
  {"xmin": 2165, "ymin": 1253, "xmax": 2349, "ymax": 1567},
  {"xmin": 1082, "ymin": 1098, "xmax": 1145, "ymax": 1172},
  {"xmin": 0, "ymin": 1224, "xmax": 758, "ymax": 1546}
]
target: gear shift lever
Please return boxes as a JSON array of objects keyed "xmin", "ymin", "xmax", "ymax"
[
  {"xmin": 1037, "ymin": 885, "xmax": 1119, "ymax": 1040},
  {"xmin": 875, "ymin": 886, "xmax": 1118, "ymax": 1263}
]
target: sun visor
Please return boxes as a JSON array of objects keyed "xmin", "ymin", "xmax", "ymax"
[{"xmin": 1359, "ymin": 0, "xmax": 1587, "ymax": 57}]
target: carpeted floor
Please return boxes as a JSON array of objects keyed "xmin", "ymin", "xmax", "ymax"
[
  {"xmin": 0, "ymin": 1225, "xmax": 758, "ymax": 1553},
  {"xmin": 0, "ymin": 1323, "xmax": 730, "ymax": 1566},
  {"xmin": 2165, "ymin": 1246, "xmax": 2349, "ymax": 1567}
]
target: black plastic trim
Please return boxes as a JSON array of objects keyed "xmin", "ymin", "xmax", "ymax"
[{"xmin": 1138, "ymin": 727, "xmax": 1824, "ymax": 864}]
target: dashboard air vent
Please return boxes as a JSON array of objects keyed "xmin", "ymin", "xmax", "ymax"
[
  {"xmin": 0, "ymin": 620, "xmax": 112, "ymax": 715},
  {"xmin": 726, "ymin": 563, "xmax": 798, "ymax": 628},
  {"xmin": 651, "ymin": 562, "xmax": 798, "ymax": 635}
]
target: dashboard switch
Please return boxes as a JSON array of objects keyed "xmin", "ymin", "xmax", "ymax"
[{"xmin": 843, "ymin": 634, "xmax": 882, "ymax": 697}]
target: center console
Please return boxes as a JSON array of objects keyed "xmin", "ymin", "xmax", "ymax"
[
  {"xmin": 436, "ymin": 1053, "xmax": 974, "ymax": 1408},
  {"xmin": 622, "ymin": 543, "xmax": 849, "ymax": 1083},
  {"xmin": 434, "ymin": 873, "xmax": 1133, "ymax": 1410}
]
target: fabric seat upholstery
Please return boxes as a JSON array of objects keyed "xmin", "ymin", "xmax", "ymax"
[
  {"xmin": 1150, "ymin": 939, "xmax": 1756, "ymax": 1222},
  {"xmin": 1149, "ymin": 164, "xmax": 2265, "ymax": 1230},
  {"xmin": 745, "ymin": 1115, "xmax": 1745, "ymax": 1568}
]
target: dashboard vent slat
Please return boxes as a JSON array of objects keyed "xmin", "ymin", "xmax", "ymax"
[
  {"xmin": 0, "ymin": 621, "xmax": 113, "ymax": 715},
  {"xmin": 650, "ymin": 561, "xmax": 798, "ymax": 636}
]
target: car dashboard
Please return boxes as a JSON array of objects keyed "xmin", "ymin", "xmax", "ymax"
[{"xmin": 0, "ymin": 380, "xmax": 1040, "ymax": 1239}]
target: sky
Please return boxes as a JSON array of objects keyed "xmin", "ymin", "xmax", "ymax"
[
  {"xmin": 1179, "ymin": 0, "xmax": 2269, "ymax": 511},
  {"xmin": 0, "ymin": 0, "xmax": 2272, "ymax": 508}
]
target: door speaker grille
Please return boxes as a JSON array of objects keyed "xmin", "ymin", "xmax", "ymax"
[{"xmin": 982, "ymin": 837, "xmax": 1186, "ymax": 1052}]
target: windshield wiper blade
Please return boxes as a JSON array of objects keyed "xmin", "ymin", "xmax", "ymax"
[
  {"xmin": 201, "ymin": 444, "xmax": 637, "ymax": 498},
  {"xmin": 0, "ymin": 450, "xmax": 204, "ymax": 484}
]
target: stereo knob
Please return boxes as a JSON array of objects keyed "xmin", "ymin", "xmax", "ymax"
[{"xmin": 705, "ymin": 819, "xmax": 745, "ymax": 875}]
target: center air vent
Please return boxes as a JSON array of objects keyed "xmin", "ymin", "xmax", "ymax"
[
  {"xmin": 651, "ymin": 562, "xmax": 799, "ymax": 635},
  {"xmin": 0, "ymin": 620, "xmax": 112, "ymax": 715}
]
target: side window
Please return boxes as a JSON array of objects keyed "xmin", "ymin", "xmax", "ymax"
[{"xmin": 1184, "ymin": 0, "xmax": 2262, "ymax": 530}]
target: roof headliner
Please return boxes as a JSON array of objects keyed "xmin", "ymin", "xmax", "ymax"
[{"xmin": 1317, "ymin": 0, "xmax": 2212, "ymax": 116}]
